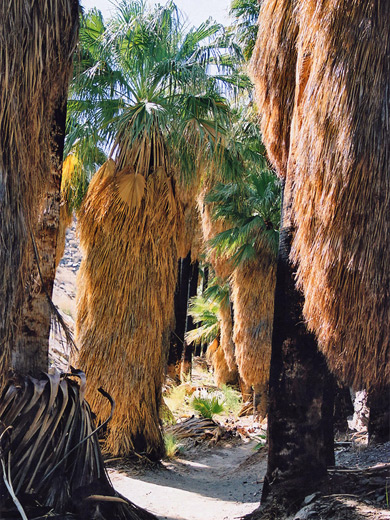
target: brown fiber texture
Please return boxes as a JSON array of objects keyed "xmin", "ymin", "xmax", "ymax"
[
  {"xmin": 76, "ymin": 159, "xmax": 181, "ymax": 458},
  {"xmin": 231, "ymin": 252, "xmax": 276, "ymax": 387},
  {"xmin": 250, "ymin": 0, "xmax": 298, "ymax": 179},
  {"xmin": 218, "ymin": 301, "xmax": 237, "ymax": 373},
  {"xmin": 0, "ymin": 1, "xmax": 78, "ymax": 386},
  {"xmin": 206, "ymin": 338, "xmax": 238, "ymax": 387},
  {"xmin": 252, "ymin": 0, "xmax": 390, "ymax": 390},
  {"xmin": 198, "ymin": 188, "xmax": 233, "ymax": 281}
]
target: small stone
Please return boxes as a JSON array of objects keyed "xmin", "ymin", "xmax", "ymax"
[{"xmin": 304, "ymin": 493, "xmax": 319, "ymax": 505}]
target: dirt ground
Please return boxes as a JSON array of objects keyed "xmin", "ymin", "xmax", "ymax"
[
  {"xmin": 107, "ymin": 441, "xmax": 266, "ymax": 520},
  {"xmin": 50, "ymin": 222, "xmax": 390, "ymax": 520}
]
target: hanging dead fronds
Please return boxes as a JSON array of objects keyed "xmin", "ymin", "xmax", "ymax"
[
  {"xmin": 117, "ymin": 170, "xmax": 146, "ymax": 210},
  {"xmin": 76, "ymin": 158, "xmax": 183, "ymax": 458},
  {"xmin": 56, "ymin": 155, "xmax": 79, "ymax": 267},
  {"xmin": 206, "ymin": 339, "xmax": 238, "ymax": 388},
  {"xmin": 231, "ymin": 251, "xmax": 276, "ymax": 388},
  {"xmin": 252, "ymin": 0, "xmax": 390, "ymax": 390},
  {"xmin": 0, "ymin": 0, "xmax": 79, "ymax": 386},
  {"xmin": 198, "ymin": 188, "xmax": 233, "ymax": 280},
  {"xmin": 288, "ymin": 1, "xmax": 390, "ymax": 390},
  {"xmin": 218, "ymin": 300, "xmax": 237, "ymax": 373},
  {"xmin": 249, "ymin": 0, "xmax": 298, "ymax": 178}
]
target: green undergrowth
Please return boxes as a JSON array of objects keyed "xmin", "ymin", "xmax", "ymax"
[
  {"xmin": 164, "ymin": 433, "xmax": 183, "ymax": 458},
  {"xmin": 191, "ymin": 396, "xmax": 224, "ymax": 419}
]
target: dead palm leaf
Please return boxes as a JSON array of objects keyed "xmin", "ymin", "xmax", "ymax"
[
  {"xmin": 117, "ymin": 170, "xmax": 146, "ymax": 210},
  {"xmin": 0, "ymin": 371, "xmax": 156, "ymax": 520}
]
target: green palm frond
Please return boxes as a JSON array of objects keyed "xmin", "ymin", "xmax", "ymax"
[
  {"xmin": 185, "ymin": 277, "xmax": 229, "ymax": 346},
  {"xmin": 229, "ymin": 0, "xmax": 260, "ymax": 61},
  {"xmin": 67, "ymin": 1, "xmax": 246, "ymax": 202}
]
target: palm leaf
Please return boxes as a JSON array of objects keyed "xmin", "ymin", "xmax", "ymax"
[{"xmin": 117, "ymin": 170, "xmax": 146, "ymax": 209}]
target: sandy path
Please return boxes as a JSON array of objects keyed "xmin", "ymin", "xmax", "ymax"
[{"xmin": 108, "ymin": 441, "xmax": 266, "ymax": 520}]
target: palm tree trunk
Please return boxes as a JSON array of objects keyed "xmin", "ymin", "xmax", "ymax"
[
  {"xmin": 368, "ymin": 387, "xmax": 390, "ymax": 443},
  {"xmin": 182, "ymin": 260, "xmax": 199, "ymax": 378},
  {"xmin": 333, "ymin": 384, "xmax": 354, "ymax": 434},
  {"xmin": 260, "ymin": 181, "xmax": 335, "ymax": 514},
  {"xmin": 167, "ymin": 252, "xmax": 192, "ymax": 382},
  {"xmin": 253, "ymin": 382, "xmax": 268, "ymax": 422},
  {"xmin": 0, "ymin": 0, "xmax": 78, "ymax": 387},
  {"xmin": 12, "ymin": 100, "xmax": 68, "ymax": 376}
]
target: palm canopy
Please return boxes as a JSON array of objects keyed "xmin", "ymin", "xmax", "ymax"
[
  {"xmin": 66, "ymin": 0, "xmax": 239, "ymax": 195},
  {"xmin": 205, "ymin": 107, "xmax": 281, "ymax": 268}
]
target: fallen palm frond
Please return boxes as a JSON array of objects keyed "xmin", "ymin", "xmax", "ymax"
[
  {"xmin": 0, "ymin": 371, "xmax": 156, "ymax": 520},
  {"xmin": 0, "ymin": 0, "xmax": 79, "ymax": 387},
  {"xmin": 165, "ymin": 416, "xmax": 221, "ymax": 440},
  {"xmin": 288, "ymin": 1, "xmax": 390, "ymax": 390},
  {"xmin": 76, "ymin": 158, "xmax": 181, "ymax": 459}
]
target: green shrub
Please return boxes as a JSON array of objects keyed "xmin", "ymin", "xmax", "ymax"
[{"xmin": 191, "ymin": 396, "xmax": 224, "ymax": 419}]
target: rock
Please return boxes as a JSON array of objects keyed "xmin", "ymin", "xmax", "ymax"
[{"xmin": 304, "ymin": 492, "xmax": 320, "ymax": 505}]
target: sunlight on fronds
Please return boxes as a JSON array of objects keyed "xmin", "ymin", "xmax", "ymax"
[
  {"xmin": 117, "ymin": 170, "xmax": 146, "ymax": 209},
  {"xmin": 186, "ymin": 295, "xmax": 220, "ymax": 346},
  {"xmin": 191, "ymin": 396, "xmax": 224, "ymax": 419}
]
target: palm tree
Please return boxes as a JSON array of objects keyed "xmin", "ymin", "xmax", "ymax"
[
  {"xmin": 70, "ymin": 2, "xmax": 233, "ymax": 459},
  {"xmin": 186, "ymin": 277, "xmax": 238, "ymax": 386},
  {"xmin": 0, "ymin": 5, "xmax": 159, "ymax": 519},
  {"xmin": 250, "ymin": 0, "xmax": 390, "ymax": 513},
  {"xmin": 206, "ymin": 164, "xmax": 280, "ymax": 419}
]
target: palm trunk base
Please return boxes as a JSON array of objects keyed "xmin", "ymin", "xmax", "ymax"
[
  {"xmin": 253, "ymin": 382, "xmax": 268, "ymax": 422},
  {"xmin": 368, "ymin": 387, "xmax": 390, "ymax": 444},
  {"xmin": 262, "ymin": 215, "xmax": 335, "ymax": 510}
]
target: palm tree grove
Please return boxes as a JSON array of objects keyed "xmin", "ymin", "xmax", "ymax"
[{"xmin": 0, "ymin": 1, "xmax": 389, "ymax": 519}]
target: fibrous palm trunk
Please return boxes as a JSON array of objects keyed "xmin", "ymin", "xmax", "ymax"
[
  {"xmin": 12, "ymin": 100, "xmax": 68, "ymax": 376},
  {"xmin": 0, "ymin": 0, "xmax": 79, "ymax": 387}
]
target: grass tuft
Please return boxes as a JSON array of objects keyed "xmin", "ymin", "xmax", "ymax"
[{"xmin": 164, "ymin": 433, "xmax": 182, "ymax": 458}]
